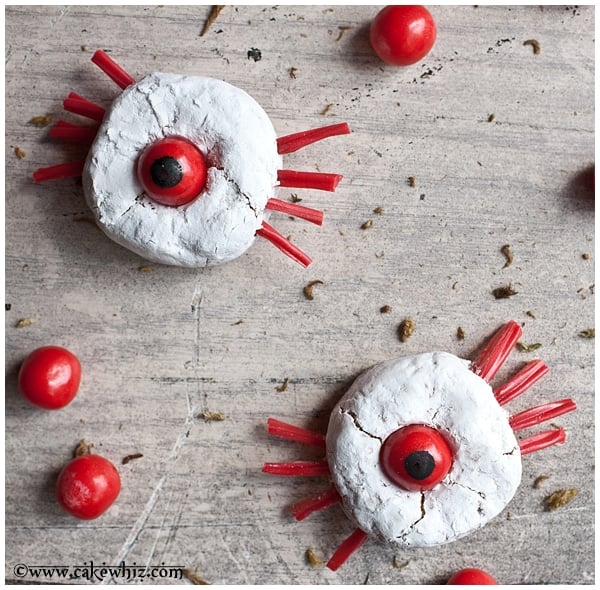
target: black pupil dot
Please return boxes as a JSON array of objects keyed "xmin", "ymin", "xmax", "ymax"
[
  {"xmin": 404, "ymin": 450, "xmax": 435, "ymax": 480},
  {"xmin": 150, "ymin": 157, "xmax": 183, "ymax": 188}
]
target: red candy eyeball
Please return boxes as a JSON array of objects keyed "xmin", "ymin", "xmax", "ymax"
[
  {"xmin": 380, "ymin": 424, "xmax": 453, "ymax": 491},
  {"xmin": 56, "ymin": 454, "xmax": 121, "ymax": 520},
  {"xmin": 18, "ymin": 346, "xmax": 81, "ymax": 410},
  {"xmin": 370, "ymin": 5, "xmax": 437, "ymax": 67},
  {"xmin": 447, "ymin": 568, "xmax": 498, "ymax": 585},
  {"xmin": 137, "ymin": 136, "xmax": 207, "ymax": 207}
]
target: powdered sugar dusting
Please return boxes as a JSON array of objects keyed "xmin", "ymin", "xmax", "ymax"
[
  {"xmin": 83, "ymin": 73, "xmax": 281, "ymax": 267},
  {"xmin": 326, "ymin": 352, "xmax": 522, "ymax": 547}
]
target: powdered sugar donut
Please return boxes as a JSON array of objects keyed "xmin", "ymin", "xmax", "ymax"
[
  {"xmin": 83, "ymin": 72, "xmax": 280, "ymax": 267},
  {"xmin": 33, "ymin": 50, "xmax": 350, "ymax": 268},
  {"xmin": 264, "ymin": 321, "xmax": 576, "ymax": 570},
  {"xmin": 326, "ymin": 351, "xmax": 521, "ymax": 547}
]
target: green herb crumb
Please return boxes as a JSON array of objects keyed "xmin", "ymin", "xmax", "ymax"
[{"xmin": 544, "ymin": 488, "xmax": 578, "ymax": 511}]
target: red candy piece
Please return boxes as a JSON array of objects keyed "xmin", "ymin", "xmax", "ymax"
[
  {"xmin": 18, "ymin": 346, "xmax": 81, "ymax": 410},
  {"xmin": 326, "ymin": 528, "xmax": 369, "ymax": 571},
  {"xmin": 380, "ymin": 424, "xmax": 453, "ymax": 491},
  {"xmin": 56, "ymin": 455, "xmax": 121, "ymax": 520},
  {"xmin": 370, "ymin": 5, "xmax": 437, "ymax": 66},
  {"xmin": 447, "ymin": 568, "xmax": 497, "ymax": 585},
  {"xmin": 137, "ymin": 136, "xmax": 207, "ymax": 207},
  {"xmin": 91, "ymin": 49, "xmax": 136, "ymax": 89}
]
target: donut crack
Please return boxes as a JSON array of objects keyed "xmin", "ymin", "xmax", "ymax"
[
  {"xmin": 163, "ymin": 85, "xmax": 181, "ymax": 131},
  {"xmin": 450, "ymin": 479, "xmax": 486, "ymax": 500},
  {"xmin": 144, "ymin": 83, "xmax": 169, "ymax": 130},
  {"xmin": 395, "ymin": 493, "xmax": 427, "ymax": 542},
  {"xmin": 217, "ymin": 167, "xmax": 259, "ymax": 218},
  {"xmin": 418, "ymin": 492, "xmax": 426, "ymax": 522},
  {"xmin": 340, "ymin": 407, "xmax": 382, "ymax": 442},
  {"xmin": 409, "ymin": 492, "xmax": 426, "ymax": 527},
  {"xmin": 120, "ymin": 205, "xmax": 134, "ymax": 218}
]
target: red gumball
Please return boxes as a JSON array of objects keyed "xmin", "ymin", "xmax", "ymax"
[
  {"xmin": 18, "ymin": 346, "xmax": 81, "ymax": 409},
  {"xmin": 137, "ymin": 136, "xmax": 208, "ymax": 207},
  {"xmin": 448, "ymin": 568, "xmax": 498, "ymax": 585},
  {"xmin": 370, "ymin": 5, "xmax": 437, "ymax": 66},
  {"xmin": 380, "ymin": 424, "xmax": 453, "ymax": 491},
  {"xmin": 56, "ymin": 454, "xmax": 121, "ymax": 520}
]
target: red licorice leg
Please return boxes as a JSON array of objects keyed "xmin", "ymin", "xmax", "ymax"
[
  {"xmin": 277, "ymin": 122, "xmax": 351, "ymax": 155},
  {"xmin": 49, "ymin": 121, "xmax": 99, "ymax": 144},
  {"xmin": 494, "ymin": 359, "xmax": 549, "ymax": 406},
  {"xmin": 261, "ymin": 460, "xmax": 330, "ymax": 476},
  {"xmin": 509, "ymin": 399, "xmax": 577, "ymax": 431},
  {"xmin": 267, "ymin": 418, "xmax": 326, "ymax": 448},
  {"xmin": 32, "ymin": 161, "xmax": 85, "ymax": 183},
  {"xmin": 91, "ymin": 50, "xmax": 136, "ymax": 89},
  {"xmin": 326, "ymin": 528, "xmax": 369, "ymax": 572},
  {"xmin": 277, "ymin": 170, "xmax": 343, "ymax": 192},
  {"xmin": 256, "ymin": 222, "xmax": 311, "ymax": 267},
  {"xmin": 470, "ymin": 320, "xmax": 522, "ymax": 382},
  {"xmin": 519, "ymin": 428, "xmax": 566, "ymax": 455},
  {"xmin": 265, "ymin": 198, "xmax": 324, "ymax": 226},
  {"xmin": 291, "ymin": 486, "xmax": 341, "ymax": 521},
  {"xmin": 63, "ymin": 93, "xmax": 106, "ymax": 121}
]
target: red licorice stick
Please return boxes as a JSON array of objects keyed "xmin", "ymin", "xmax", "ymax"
[
  {"xmin": 52, "ymin": 120, "xmax": 82, "ymax": 129},
  {"xmin": 91, "ymin": 50, "xmax": 135, "ymax": 89},
  {"xmin": 256, "ymin": 222, "xmax": 312, "ymax": 267},
  {"xmin": 267, "ymin": 418, "xmax": 326, "ymax": 448},
  {"xmin": 277, "ymin": 170, "xmax": 343, "ymax": 192},
  {"xmin": 261, "ymin": 460, "xmax": 330, "ymax": 476},
  {"xmin": 32, "ymin": 161, "xmax": 85, "ymax": 183},
  {"xmin": 277, "ymin": 122, "xmax": 351, "ymax": 155},
  {"xmin": 291, "ymin": 486, "xmax": 341, "ymax": 521},
  {"xmin": 519, "ymin": 428, "xmax": 566, "ymax": 455},
  {"xmin": 494, "ymin": 359, "xmax": 549, "ymax": 406},
  {"xmin": 266, "ymin": 198, "xmax": 324, "ymax": 225},
  {"xmin": 470, "ymin": 320, "xmax": 522, "ymax": 382},
  {"xmin": 63, "ymin": 95, "xmax": 106, "ymax": 122},
  {"xmin": 509, "ymin": 399, "xmax": 577, "ymax": 431},
  {"xmin": 49, "ymin": 121, "xmax": 98, "ymax": 144},
  {"xmin": 326, "ymin": 528, "xmax": 369, "ymax": 571}
]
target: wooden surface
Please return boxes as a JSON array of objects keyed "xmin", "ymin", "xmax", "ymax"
[{"xmin": 5, "ymin": 4, "xmax": 594, "ymax": 585}]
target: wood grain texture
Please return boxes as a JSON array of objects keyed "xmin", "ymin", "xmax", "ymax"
[{"xmin": 5, "ymin": 4, "xmax": 594, "ymax": 585}]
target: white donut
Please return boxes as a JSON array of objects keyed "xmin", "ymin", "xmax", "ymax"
[
  {"xmin": 83, "ymin": 73, "xmax": 282, "ymax": 267},
  {"xmin": 326, "ymin": 352, "xmax": 522, "ymax": 547}
]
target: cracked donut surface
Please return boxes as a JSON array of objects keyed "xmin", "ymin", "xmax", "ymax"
[
  {"xmin": 326, "ymin": 352, "xmax": 522, "ymax": 547},
  {"xmin": 83, "ymin": 73, "xmax": 281, "ymax": 267}
]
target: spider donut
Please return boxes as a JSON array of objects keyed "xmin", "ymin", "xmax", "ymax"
[
  {"xmin": 263, "ymin": 321, "xmax": 576, "ymax": 570},
  {"xmin": 33, "ymin": 50, "xmax": 350, "ymax": 267}
]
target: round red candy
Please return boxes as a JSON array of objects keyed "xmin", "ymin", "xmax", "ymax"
[
  {"xmin": 380, "ymin": 424, "xmax": 453, "ymax": 491},
  {"xmin": 137, "ymin": 136, "xmax": 207, "ymax": 207},
  {"xmin": 370, "ymin": 5, "xmax": 437, "ymax": 66},
  {"xmin": 447, "ymin": 568, "xmax": 498, "ymax": 585},
  {"xmin": 18, "ymin": 346, "xmax": 81, "ymax": 410},
  {"xmin": 56, "ymin": 454, "xmax": 121, "ymax": 520}
]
